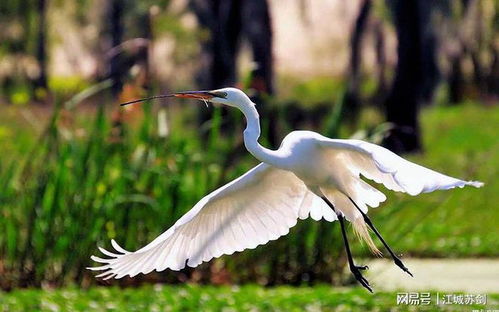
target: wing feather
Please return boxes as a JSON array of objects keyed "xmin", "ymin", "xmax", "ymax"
[
  {"xmin": 320, "ymin": 138, "xmax": 483, "ymax": 196},
  {"xmin": 89, "ymin": 163, "xmax": 335, "ymax": 279}
]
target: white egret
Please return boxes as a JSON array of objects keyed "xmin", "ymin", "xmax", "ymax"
[{"xmin": 89, "ymin": 88, "xmax": 483, "ymax": 292}]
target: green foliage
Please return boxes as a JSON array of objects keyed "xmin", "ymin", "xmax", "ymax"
[
  {"xmin": 1, "ymin": 285, "xmax": 498, "ymax": 311},
  {"xmin": 48, "ymin": 76, "xmax": 90, "ymax": 101},
  {"xmin": 0, "ymin": 93, "xmax": 346, "ymax": 288},
  {"xmin": 353, "ymin": 104, "xmax": 499, "ymax": 258},
  {"xmin": 0, "ymin": 95, "xmax": 496, "ymax": 289},
  {"xmin": 9, "ymin": 85, "xmax": 31, "ymax": 106}
]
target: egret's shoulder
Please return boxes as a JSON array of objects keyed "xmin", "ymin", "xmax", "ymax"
[
  {"xmin": 279, "ymin": 131, "xmax": 325, "ymax": 149},
  {"xmin": 283, "ymin": 130, "xmax": 323, "ymax": 140}
]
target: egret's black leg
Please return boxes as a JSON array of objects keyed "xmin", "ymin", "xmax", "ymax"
[
  {"xmin": 348, "ymin": 196, "xmax": 413, "ymax": 277},
  {"xmin": 321, "ymin": 197, "xmax": 373, "ymax": 292}
]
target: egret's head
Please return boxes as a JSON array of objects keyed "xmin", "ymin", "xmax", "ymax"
[{"xmin": 120, "ymin": 87, "xmax": 254, "ymax": 111}]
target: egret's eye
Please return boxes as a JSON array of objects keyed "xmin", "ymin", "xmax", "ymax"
[{"xmin": 210, "ymin": 91, "xmax": 228, "ymax": 99}]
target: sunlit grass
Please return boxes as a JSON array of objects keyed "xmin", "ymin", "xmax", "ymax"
[
  {"xmin": 361, "ymin": 104, "xmax": 499, "ymax": 257},
  {"xmin": 0, "ymin": 99, "xmax": 497, "ymax": 288},
  {"xmin": 1, "ymin": 285, "xmax": 498, "ymax": 312}
]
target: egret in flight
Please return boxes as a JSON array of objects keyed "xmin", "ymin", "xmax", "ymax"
[{"xmin": 89, "ymin": 88, "xmax": 483, "ymax": 292}]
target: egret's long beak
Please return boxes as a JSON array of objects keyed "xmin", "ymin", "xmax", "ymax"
[{"xmin": 120, "ymin": 91, "xmax": 216, "ymax": 106}]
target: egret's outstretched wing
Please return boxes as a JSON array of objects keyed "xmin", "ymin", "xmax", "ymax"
[
  {"xmin": 89, "ymin": 163, "xmax": 335, "ymax": 279},
  {"xmin": 320, "ymin": 138, "xmax": 483, "ymax": 196}
]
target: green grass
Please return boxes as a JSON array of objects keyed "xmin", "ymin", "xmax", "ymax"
[
  {"xmin": 358, "ymin": 104, "xmax": 499, "ymax": 257},
  {"xmin": 1, "ymin": 285, "xmax": 498, "ymax": 311},
  {"xmin": 0, "ymin": 99, "xmax": 497, "ymax": 288}
]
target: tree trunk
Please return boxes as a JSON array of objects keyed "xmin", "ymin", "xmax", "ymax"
[
  {"xmin": 190, "ymin": 0, "xmax": 274, "ymax": 140},
  {"xmin": 190, "ymin": 0, "xmax": 241, "ymax": 90},
  {"xmin": 343, "ymin": 0, "xmax": 371, "ymax": 122},
  {"xmin": 33, "ymin": 0, "xmax": 48, "ymax": 101},
  {"xmin": 241, "ymin": 0, "xmax": 274, "ymax": 96},
  {"xmin": 136, "ymin": 11, "xmax": 152, "ymax": 91},
  {"xmin": 487, "ymin": 45, "xmax": 499, "ymax": 97},
  {"xmin": 448, "ymin": 55, "xmax": 465, "ymax": 104},
  {"xmin": 190, "ymin": 0, "xmax": 273, "ymax": 94},
  {"xmin": 240, "ymin": 0, "xmax": 276, "ymax": 145},
  {"xmin": 190, "ymin": 0, "xmax": 242, "ymax": 135},
  {"xmin": 108, "ymin": 0, "xmax": 124, "ymax": 97},
  {"xmin": 444, "ymin": 0, "xmax": 474, "ymax": 104},
  {"xmin": 382, "ymin": 0, "xmax": 439, "ymax": 153}
]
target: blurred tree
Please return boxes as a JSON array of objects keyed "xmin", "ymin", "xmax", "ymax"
[
  {"xmin": 189, "ymin": 0, "xmax": 274, "ymax": 139},
  {"xmin": 446, "ymin": 0, "xmax": 477, "ymax": 104},
  {"xmin": 134, "ymin": 10, "xmax": 152, "ymax": 91},
  {"xmin": 100, "ymin": 0, "xmax": 152, "ymax": 99},
  {"xmin": 488, "ymin": 44, "xmax": 499, "ymax": 97},
  {"xmin": 444, "ymin": 0, "xmax": 499, "ymax": 103},
  {"xmin": 190, "ymin": 0, "xmax": 238, "ymax": 90},
  {"xmin": 344, "ymin": 0, "xmax": 372, "ymax": 123},
  {"xmin": 107, "ymin": 0, "xmax": 125, "ymax": 97},
  {"xmin": 189, "ymin": 0, "xmax": 273, "ymax": 95},
  {"xmin": 0, "ymin": 0, "xmax": 48, "ymax": 104},
  {"xmin": 242, "ymin": 0, "xmax": 274, "ymax": 96},
  {"xmin": 382, "ymin": 0, "xmax": 439, "ymax": 153},
  {"xmin": 33, "ymin": 0, "xmax": 48, "ymax": 101},
  {"xmin": 371, "ymin": 19, "xmax": 388, "ymax": 104}
]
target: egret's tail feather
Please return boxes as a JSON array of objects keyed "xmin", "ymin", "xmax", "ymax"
[{"xmin": 352, "ymin": 217, "xmax": 382, "ymax": 257}]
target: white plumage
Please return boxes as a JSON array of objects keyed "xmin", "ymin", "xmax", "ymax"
[{"xmin": 90, "ymin": 88, "xmax": 483, "ymax": 280}]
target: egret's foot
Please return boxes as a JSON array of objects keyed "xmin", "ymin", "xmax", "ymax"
[
  {"xmin": 394, "ymin": 257, "xmax": 413, "ymax": 277},
  {"xmin": 350, "ymin": 265, "xmax": 373, "ymax": 292}
]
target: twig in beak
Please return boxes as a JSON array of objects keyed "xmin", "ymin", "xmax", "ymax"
[
  {"xmin": 120, "ymin": 94, "xmax": 174, "ymax": 106},
  {"xmin": 119, "ymin": 91, "xmax": 214, "ymax": 107}
]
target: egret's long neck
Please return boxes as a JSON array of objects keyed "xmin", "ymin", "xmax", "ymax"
[{"xmin": 241, "ymin": 102, "xmax": 287, "ymax": 168}]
